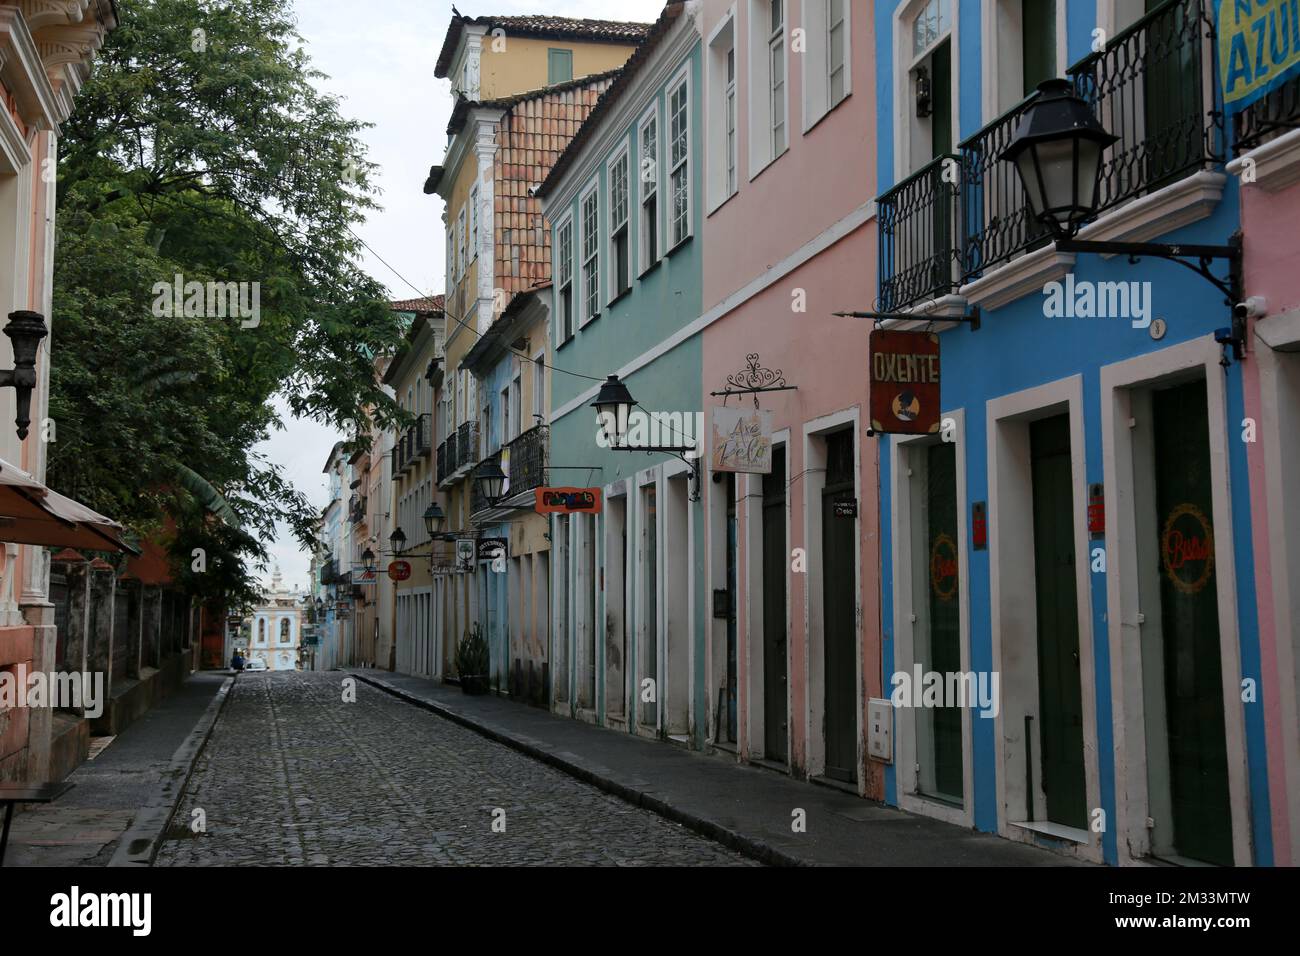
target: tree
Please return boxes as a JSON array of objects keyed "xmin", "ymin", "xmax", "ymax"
[{"xmin": 48, "ymin": 0, "xmax": 410, "ymax": 597}]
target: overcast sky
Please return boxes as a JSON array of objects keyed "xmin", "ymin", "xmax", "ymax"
[{"xmin": 257, "ymin": 0, "xmax": 666, "ymax": 591}]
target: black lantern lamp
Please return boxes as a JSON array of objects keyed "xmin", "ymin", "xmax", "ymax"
[
  {"xmin": 1001, "ymin": 79, "xmax": 1117, "ymax": 238},
  {"xmin": 1000, "ymin": 78, "xmax": 1245, "ymax": 361},
  {"xmin": 1, "ymin": 311, "xmax": 48, "ymax": 440},
  {"xmin": 591, "ymin": 374, "xmax": 635, "ymax": 447},
  {"xmin": 590, "ymin": 372, "xmax": 702, "ymax": 502},
  {"xmin": 361, "ymin": 548, "xmax": 376, "ymax": 573},
  {"xmin": 423, "ymin": 502, "xmax": 446, "ymax": 538},
  {"xmin": 475, "ymin": 458, "xmax": 507, "ymax": 506},
  {"xmin": 389, "ymin": 527, "xmax": 407, "ymax": 554}
]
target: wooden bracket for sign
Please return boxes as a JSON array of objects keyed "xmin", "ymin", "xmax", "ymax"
[{"xmin": 835, "ymin": 307, "xmax": 981, "ymax": 331}]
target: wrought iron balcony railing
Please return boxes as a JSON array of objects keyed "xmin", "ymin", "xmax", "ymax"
[
  {"xmin": 436, "ymin": 438, "xmax": 450, "ymax": 484},
  {"xmin": 877, "ymin": 153, "xmax": 961, "ymax": 311},
  {"xmin": 413, "ymin": 413, "xmax": 432, "ymax": 458},
  {"xmin": 1235, "ymin": 71, "xmax": 1300, "ymax": 155},
  {"xmin": 349, "ymin": 494, "xmax": 367, "ymax": 525},
  {"xmin": 455, "ymin": 421, "xmax": 480, "ymax": 474},
  {"xmin": 506, "ymin": 424, "xmax": 548, "ymax": 497},
  {"xmin": 876, "ymin": 0, "xmax": 1222, "ymax": 311}
]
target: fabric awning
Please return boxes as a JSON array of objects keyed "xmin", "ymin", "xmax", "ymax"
[{"xmin": 0, "ymin": 459, "xmax": 138, "ymax": 555}]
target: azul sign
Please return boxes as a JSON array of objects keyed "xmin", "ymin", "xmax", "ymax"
[
  {"xmin": 868, "ymin": 330, "xmax": 941, "ymax": 436},
  {"xmin": 1218, "ymin": 0, "xmax": 1300, "ymax": 112}
]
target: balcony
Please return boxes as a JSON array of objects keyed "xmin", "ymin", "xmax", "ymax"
[
  {"xmin": 411, "ymin": 413, "xmax": 432, "ymax": 459},
  {"xmin": 469, "ymin": 425, "xmax": 548, "ymax": 518},
  {"xmin": 437, "ymin": 433, "xmax": 456, "ymax": 485},
  {"xmin": 877, "ymin": 0, "xmax": 1222, "ymax": 310},
  {"xmin": 455, "ymin": 421, "xmax": 480, "ymax": 474},
  {"xmin": 470, "ymin": 450, "xmax": 501, "ymax": 516},
  {"xmin": 349, "ymin": 494, "xmax": 367, "ymax": 525},
  {"xmin": 1234, "ymin": 72, "xmax": 1300, "ymax": 156}
]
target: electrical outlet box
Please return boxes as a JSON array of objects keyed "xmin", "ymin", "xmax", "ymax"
[{"xmin": 867, "ymin": 698, "xmax": 893, "ymax": 762}]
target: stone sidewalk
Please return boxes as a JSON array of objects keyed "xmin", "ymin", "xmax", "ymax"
[
  {"xmin": 5, "ymin": 671, "xmax": 228, "ymax": 866},
  {"xmin": 350, "ymin": 670, "xmax": 1085, "ymax": 867}
]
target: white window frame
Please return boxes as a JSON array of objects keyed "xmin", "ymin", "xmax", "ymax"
[
  {"xmin": 606, "ymin": 144, "xmax": 632, "ymax": 304},
  {"xmin": 802, "ymin": 0, "xmax": 854, "ymax": 133},
  {"xmin": 457, "ymin": 208, "xmax": 467, "ymax": 280},
  {"xmin": 579, "ymin": 181, "xmax": 601, "ymax": 327},
  {"xmin": 666, "ymin": 66, "xmax": 693, "ymax": 252},
  {"xmin": 748, "ymin": 0, "xmax": 790, "ymax": 177},
  {"xmin": 554, "ymin": 213, "xmax": 575, "ymax": 346},
  {"xmin": 768, "ymin": 0, "xmax": 787, "ymax": 158},
  {"xmin": 706, "ymin": 11, "xmax": 739, "ymax": 213},
  {"xmin": 894, "ymin": 0, "xmax": 959, "ymax": 180},
  {"xmin": 532, "ymin": 348, "xmax": 547, "ymax": 425},
  {"xmin": 470, "ymin": 185, "xmax": 480, "ymax": 262},
  {"xmin": 980, "ymin": 0, "xmax": 1069, "ymax": 122},
  {"xmin": 637, "ymin": 104, "xmax": 662, "ymax": 275}
]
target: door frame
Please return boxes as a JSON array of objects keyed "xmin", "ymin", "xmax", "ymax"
[
  {"xmin": 802, "ymin": 407, "xmax": 863, "ymax": 788},
  {"xmin": 742, "ymin": 429, "xmax": 793, "ymax": 766},
  {"xmin": 890, "ymin": 409, "xmax": 975, "ymax": 828},
  {"xmin": 1100, "ymin": 336, "xmax": 1252, "ymax": 866},
  {"xmin": 602, "ymin": 479, "xmax": 632, "ymax": 728},
  {"xmin": 987, "ymin": 373, "xmax": 1103, "ymax": 862}
]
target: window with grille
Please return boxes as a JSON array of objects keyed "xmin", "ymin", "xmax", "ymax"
[
  {"xmin": 669, "ymin": 77, "xmax": 690, "ymax": 248},
  {"xmin": 581, "ymin": 187, "xmax": 600, "ymax": 322}
]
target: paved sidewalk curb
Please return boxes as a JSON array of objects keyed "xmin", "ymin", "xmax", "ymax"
[
  {"xmin": 352, "ymin": 671, "xmax": 805, "ymax": 866},
  {"xmin": 108, "ymin": 675, "xmax": 236, "ymax": 867}
]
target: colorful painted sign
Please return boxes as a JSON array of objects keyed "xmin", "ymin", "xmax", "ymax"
[
  {"xmin": 535, "ymin": 487, "xmax": 603, "ymax": 514},
  {"xmin": 455, "ymin": 538, "xmax": 476, "ymax": 571},
  {"xmin": 352, "ymin": 567, "xmax": 378, "ymax": 585},
  {"xmin": 711, "ymin": 407, "xmax": 774, "ymax": 474},
  {"xmin": 929, "ymin": 532, "xmax": 959, "ymax": 602},
  {"xmin": 869, "ymin": 330, "xmax": 941, "ymax": 435},
  {"xmin": 1161, "ymin": 503, "xmax": 1215, "ymax": 595},
  {"xmin": 387, "ymin": 560, "xmax": 412, "ymax": 582},
  {"xmin": 1218, "ymin": 0, "xmax": 1300, "ymax": 112}
]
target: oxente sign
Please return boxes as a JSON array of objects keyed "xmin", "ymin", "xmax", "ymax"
[
  {"xmin": 1218, "ymin": 0, "xmax": 1300, "ymax": 112},
  {"xmin": 868, "ymin": 329, "xmax": 941, "ymax": 436}
]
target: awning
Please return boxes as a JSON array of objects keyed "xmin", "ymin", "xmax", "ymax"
[{"xmin": 0, "ymin": 459, "xmax": 139, "ymax": 555}]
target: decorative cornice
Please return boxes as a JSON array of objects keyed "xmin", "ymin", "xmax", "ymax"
[
  {"xmin": 0, "ymin": 7, "xmax": 60, "ymax": 130},
  {"xmin": 19, "ymin": 1, "xmax": 91, "ymax": 32}
]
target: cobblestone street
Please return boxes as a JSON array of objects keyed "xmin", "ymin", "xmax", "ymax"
[{"xmin": 154, "ymin": 671, "xmax": 754, "ymax": 866}]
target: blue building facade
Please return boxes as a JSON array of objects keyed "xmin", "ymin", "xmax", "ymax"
[
  {"xmin": 538, "ymin": 7, "xmax": 709, "ymax": 747},
  {"xmin": 873, "ymin": 0, "xmax": 1269, "ymax": 865}
]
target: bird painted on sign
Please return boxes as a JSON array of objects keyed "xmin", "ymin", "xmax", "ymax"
[{"xmin": 892, "ymin": 391, "xmax": 921, "ymax": 422}]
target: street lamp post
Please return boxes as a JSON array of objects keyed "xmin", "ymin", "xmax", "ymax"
[
  {"xmin": 591, "ymin": 374, "xmax": 701, "ymax": 501},
  {"xmin": 1002, "ymin": 78, "xmax": 1245, "ymax": 360}
]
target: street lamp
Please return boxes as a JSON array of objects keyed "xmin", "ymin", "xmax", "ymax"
[
  {"xmin": 389, "ymin": 527, "xmax": 407, "ymax": 554},
  {"xmin": 0, "ymin": 311, "xmax": 48, "ymax": 440},
  {"xmin": 590, "ymin": 373, "xmax": 701, "ymax": 501},
  {"xmin": 361, "ymin": 548, "xmax": 376, "ymax": 573},
  {"xmin": 1001, "ymin": 78, "xmax": 1245, "ymax": 360},
  {"xmin": 423, "ymin": 502, "xmax": 446, "ymax": 538},
  {"xmin": 592, "ymin": 374, "xmax": 635, "ymax": 446},
  {"xmin": 1000, "ymin": 79, "xmax": 1117, "ymax": 239},
  {"xmin": 475, "ymin": 458, "xmax": 507, "ymax": 507}
]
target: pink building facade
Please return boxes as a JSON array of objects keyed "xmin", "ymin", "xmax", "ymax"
[
  {"xmin": 1229, "ymin": 98, "xmax": 1300, "ymax": 866},
  {"xmin": 697, "ymin": 0, "xmax": 882, "ymax": 796}
]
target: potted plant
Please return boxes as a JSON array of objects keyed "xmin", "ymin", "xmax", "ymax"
[{"xmin": 455, "ymin": 624, "xmax": 490, "ymax": 695}]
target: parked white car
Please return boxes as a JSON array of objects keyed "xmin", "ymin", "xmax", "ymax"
[{"xmin": 243, "ymin": 658, "xmax": 268, "ymax": 672}]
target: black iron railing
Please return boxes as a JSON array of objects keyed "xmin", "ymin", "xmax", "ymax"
[
  {"xmin": 877, "ymin": 153, "xmax": 961, "ymax": 310},
  {"xmin": 413, "ymin": 413, "xmax": 432, "ymax": 457},
  {"xmin": 877, "ymin": 0, "xmax": 1221, "ymax": 310},
  {"xmin": 1235, "ymin": 72, "xmax": 1300, "ymax": 154},
  {"xmin": 456, "ymin": 421, "xmax": 480, "ymax": 473},
  {"xmin": 349, "ymin": 494, "xmax": 367, "ymax": 524},
  {"xmin": 506, "ymin": 424, "xmax": 548, "ymax": 496},
  {"xmin": 437, "ymin": 438, "xmax": 451, "ymax": 484}
]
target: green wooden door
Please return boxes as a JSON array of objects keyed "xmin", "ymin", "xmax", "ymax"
[
  {"xmin": 822, "ymin": 431, "xmax": 858, "ymax": 783},
  {"xmin": 1022, "ymin": 0, "xmax": 1057, "ymax": 96},
  {"xmin": 1152, "ymin": 380, "xmax": 1232, "ymax": 865},
  {"xmin": 762, "ymin": 447, "xmax": 789, "ymax": 762},
  {"xmin": 1030, "ymin": 414, "xmax": 1087, "ymax": 829},
  {"xmin": 725, "ymin": 473, "xmax": 738, "ymax": 743},
  {"xmin": 924, "ymin": 442, "xmax": 963, "ymax": 801}
]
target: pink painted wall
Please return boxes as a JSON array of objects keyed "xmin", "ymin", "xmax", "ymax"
[
  {"xmin": 1239, "ymin": 177, "xmax": 1300, "ymax": 864},
  {"xmin": 700, "ymin": 0, "xmax": 882, "ymax": 796}
]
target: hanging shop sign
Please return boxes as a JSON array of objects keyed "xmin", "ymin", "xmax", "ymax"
[
  {"xmin": 387, "ymin": 560, "xmax": 412, "ymax": 582},
  {"xmin": 352, "ymin": 567, "xmax": 379, "ymax": 586},
  {"xmin": 868, "ymin": 330, "xmax": 941, "ymax": 436},
  {"xmin": 1217, "ymin": 1, "xmax": 1300, "ymax": 113},
  {"xmin": 455, "ymin": 538, "xmax": 476, "ymax": 571},
  {"xmin": 535, "ymin": 487, "xmax": 602, "ymax": 514},
  {"xmin": 711, "ymin": 407, "xmax": 774, "ymax": 474},
  {"xmin": 477, "ymin": 537, "xmax": 508, "ymax": 562}
]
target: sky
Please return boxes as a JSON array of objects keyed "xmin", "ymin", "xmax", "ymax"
[{"xmin": 257, "ymin": 0, "xmax": 666, "ymax": 591}]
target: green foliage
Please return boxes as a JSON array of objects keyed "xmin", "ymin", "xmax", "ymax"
[
  {"xmin": 48, "ymin": 0, "xmax": 410, "ymax": 601},
  {"xmin": 455, "ymin": 624, "xmax": 490, "ymax": 678}
]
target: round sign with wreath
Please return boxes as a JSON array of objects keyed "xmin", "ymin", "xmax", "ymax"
[{"xmin": 1160, "ymin": 502, "xmax": 1214, "ymax": 596}]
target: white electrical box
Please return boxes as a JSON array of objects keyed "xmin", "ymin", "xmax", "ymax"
[{"xmin": 867, "ymin": 698, "xmax": 893, "ymax": 762}]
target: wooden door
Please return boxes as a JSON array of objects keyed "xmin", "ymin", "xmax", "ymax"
[
  {"xmin": 822, "ymin": 431, "xmax": 858, "ymax": 783},
  {"xmin": 762, "ymin": 448, "xmax": 789, "ymax": 761}
]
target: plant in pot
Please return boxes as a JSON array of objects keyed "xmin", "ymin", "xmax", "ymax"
[{"xmin": 455, "ymin": 624, "xmax": 490, "ymax": 695}]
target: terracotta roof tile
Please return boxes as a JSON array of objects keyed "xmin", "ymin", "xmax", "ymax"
[
  {"xmin": 436, "ymin": 13, "xmax": 652, "ymax": 78},
  {"xmin": 389, "ymin": 296, "xmax": 445, "ymax": 314}
]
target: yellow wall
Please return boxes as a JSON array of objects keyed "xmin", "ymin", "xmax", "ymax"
[{"xmin": 479, "ymin": 36, "xmax": 638, "ymax": 100}]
